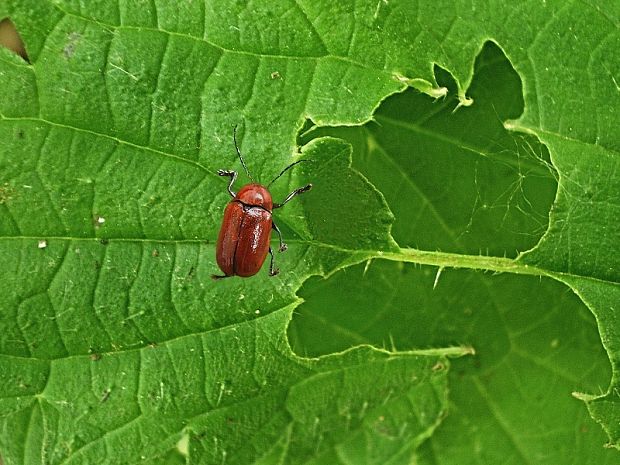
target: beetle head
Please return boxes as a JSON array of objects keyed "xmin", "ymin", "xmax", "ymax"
[{"xmin": 235, "ymin": 184, "xmax": 273, "ymax": 210}]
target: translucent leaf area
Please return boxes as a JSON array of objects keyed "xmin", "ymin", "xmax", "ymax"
[{"xmin": 0, "ymin": 1, "xmax": 618, "ymax": 464}]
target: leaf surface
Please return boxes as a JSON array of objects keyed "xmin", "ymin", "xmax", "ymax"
[{"xmin": 0, "ymin": 1, "xmax": 618, "ymax": 464}]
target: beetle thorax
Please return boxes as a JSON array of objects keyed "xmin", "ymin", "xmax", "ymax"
[{"xmin": 235, "ymin": 184, "xmax": 273, "ymax": 210}]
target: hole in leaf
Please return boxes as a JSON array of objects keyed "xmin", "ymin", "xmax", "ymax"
[
  {"xmin": 299, "ymin": 42, "xmax": 558, "ymax": 258},
  {"xmin": 0, "ymin": 18, "xmax": 29, "ymax": 62},
  {"xmin": 289, "ymin": 43, "xmax": 610, "ymax": 463}
]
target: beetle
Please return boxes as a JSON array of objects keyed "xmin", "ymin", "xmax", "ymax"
[{"xmin": 212, "ymin": 127, "xmax": 312, "ymax": 279}]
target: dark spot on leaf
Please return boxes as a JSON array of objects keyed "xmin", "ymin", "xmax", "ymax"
[
  {"xmin": 99, "ymin": 238, "xmax": 109, "ymax": 245},
  {"xmin": 15, "ymin": 129, "xmax": 24, "ymax": 139},
  {"xmin": 100, "ymin": 389, "xmax": 111, "ymax": 403},
  {"xmin": 152, "ymin": 249, "xmax": 160, "ymax": 257},
  {"xmin": 186, "ymin": 266, "xmax": 196, "ymax": 280}
]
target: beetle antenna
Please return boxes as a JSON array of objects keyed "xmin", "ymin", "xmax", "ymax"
[
  {"xmin": 233, "ymin": 125, "xmax": 254, "ymax": 182},
  {"xmin": 268, "ymin": 159, "xmax": 312, "ymax": 187}
]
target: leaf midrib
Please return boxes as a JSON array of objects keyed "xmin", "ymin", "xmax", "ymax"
[{"xmin": 0, "ymin": 234, "xmax": 616, "ymax": 287}]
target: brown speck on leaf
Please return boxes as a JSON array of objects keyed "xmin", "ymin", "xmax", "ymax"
[
  {"xmin": 0, "ymin": 183, "xmax": 15, "ymax": 204},
  {"xmin": 152, "ymin": 249, "xmax": 159, "ymax": 257},
  {"xmin": 432, "ymin": 362, "xmax": 446, "ymax": 372},
  {"xmin": 90, "ymin": 353, "xmax": 102, "ymax": 361}
]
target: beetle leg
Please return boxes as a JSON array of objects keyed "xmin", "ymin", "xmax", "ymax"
[
  {"xmin": 272, "ymin": 222, "xmax": 288, "ymax": 252},
  {"xmin": 273, "ymin": 184, "xmax": 313, "ymax": 209},
  {"xmin": 211, "ymin": 274, "xmax": 230, "ymax": 281},
  {"xmin": 268, "ymin": 247, "xmax": 280, "ymax": 276},
  {"xmin": 217, "ymin": 169, "xmax": 238, "ymax": 197}
]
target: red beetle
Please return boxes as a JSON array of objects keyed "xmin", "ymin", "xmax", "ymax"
[{"xmin": 213, "ymin": 127, "xmax": 312, "ymax": 279}]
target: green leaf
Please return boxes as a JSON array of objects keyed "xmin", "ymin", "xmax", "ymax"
[
  {"xmin": 292, "ymin": 264, "xmax": 616, "ymax": 465},
  {"xmin": 292, "ymin": 42, "xmax": 619, "ymax": 464},
  {"xmin": 0, "ymin": 1, "xmax": 618, "ymax": 464}
]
